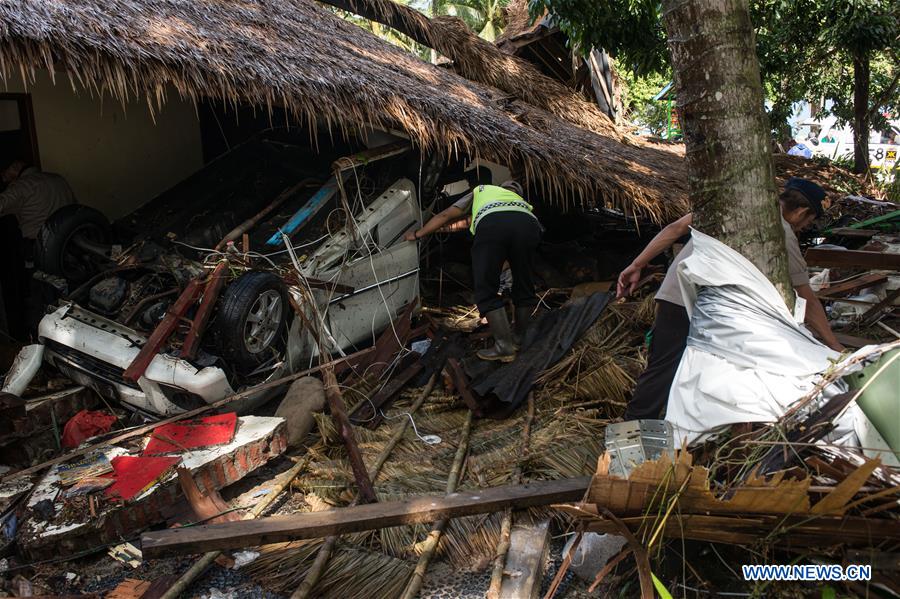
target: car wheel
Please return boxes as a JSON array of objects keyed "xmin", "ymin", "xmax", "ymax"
[
  {"xmin": 213, "ymin": 271, "xmax": 289, "ymax": 372},
  {"xmin": 35, "ymin": 205, "xmax": 112, "ymax": 284}
]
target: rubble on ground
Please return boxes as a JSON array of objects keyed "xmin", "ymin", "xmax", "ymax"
[{"xmin": 0, "ymin": 186, "xmax": 897, "ymax": 599}]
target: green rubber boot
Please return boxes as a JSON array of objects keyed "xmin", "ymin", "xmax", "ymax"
[{"xmin": 477, "ymin": 308, "xmax": 518, "ymax": 363}]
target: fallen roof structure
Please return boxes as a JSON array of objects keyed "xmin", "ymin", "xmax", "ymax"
[{"xmin": 0, "ymin": 0, "xmax": 688, "ymax": 222}]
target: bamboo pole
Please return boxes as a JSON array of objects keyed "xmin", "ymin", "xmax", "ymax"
[
  {"xmin": 292, "ymin": 373, "xmax": 439, "ymax": 599},
  {"xmin": 160, "ymin": 454, "xmax": 313, "ymax": 599},
  {"xmin": 486, "ymin": 393, "xmax": 535, "ymax": 599},
  {"xmin": 371, "ymin": 372, "xmax": 439, "ymax": 480},
  {"xmin": 400, "ymin": 409, "xmax": 474, "ymax": 599}
]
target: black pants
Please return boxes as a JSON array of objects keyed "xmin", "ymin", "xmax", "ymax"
[
  {"xmin": 624, "ymin": 300, "xmax": 690, "ymax": 420},
  {"xmin": 471, "ymin": 211, "xmax": 541, "ymax": 316},
  {"xmin": 0, "ymin": 215, "xmax": 26, "ymax": 341}
]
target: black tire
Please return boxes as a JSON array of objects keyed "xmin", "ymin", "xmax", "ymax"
[
  {"xmin": 213, "ymin": 271, "xmax": 289, "ymax": 372},
  {"xmin": 35, "ymin": 205, "xmax": 111, "ymax": 284}
]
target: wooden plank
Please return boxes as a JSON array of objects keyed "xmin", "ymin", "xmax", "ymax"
[
  {"xmin": 123, "ymin": 279, "xmax": 204, "ymax": 382},
  {"xmin": 324, "ymin": 368, "xmax": 377, "ymax": 504},
  {"xmin": 446, "ymin": 358, "xmax": 483, "ymax": 416},
  {"xmin": 141, "ymin": 477, "xmax": 591, "ymax": 558},
  {"xmin": 819, "ymin": 273, "xmax": 888, "ymax": 298},
  {"xmin": 804, "ymin": 248, "xmax": 900, "ymax": 270},
  {"xmin": 568, "ymin": 511, "xmax": 900, "ymax": 547},
  {"xmin": 498, "ymin": 519, "xmax": 551, "ymax": 599},
  {"xmin": 859, "ymin": 287, "xmax": 900, "ymax": 327},
  {"xmin": 349, "ymin": 356, "xmax": 423, "ymax": 426},
  {"xmin": 826, "ymin": 227, "xmax": 881, "ymax": 238},
  {"xmin": 834, "ymin": 332, "xmax": 881, "ymax": 348},
  {"xmin": 345, "ymin": 302, "xmax": 416, "ymax": 385},
  {"xmin": 181, "ymin": 261, "xmax": 229, "ymax": 360}
]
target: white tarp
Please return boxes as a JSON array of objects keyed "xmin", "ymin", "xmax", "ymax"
[{"xmin": 665, "ymin": 229, "xmax": 854, "ymax": 445}]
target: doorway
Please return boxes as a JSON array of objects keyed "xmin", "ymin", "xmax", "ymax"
[{"xmin": 0, "ymin": 93, "xmax": 40, "ymax": 171}]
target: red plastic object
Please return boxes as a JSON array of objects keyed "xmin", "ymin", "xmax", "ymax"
[
  {"xmin": 104, "ymin": 455, "xmax": 181, "ymax": 502},
  {"xmin": 61, "ymin": 410, "xmax": 117, "ymax": 448},
  {"xmin": 143, "ymin": 413, "xmax": 238, "ymax": 455}
]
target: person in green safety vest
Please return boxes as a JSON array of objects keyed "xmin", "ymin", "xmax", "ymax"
[{"xmin": 405, "ymin": 167, "xmax": 542, "ymax": 362}]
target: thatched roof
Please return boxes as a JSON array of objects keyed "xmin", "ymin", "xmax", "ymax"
[
  {"xmin": 0, "ymin": 0, "xmax": 689, "ymax": 222},
  {"xmin": 327, "ymin": 0, "xmax": 617, "ymax": 137},
  {"xmin": 495, "ymin": 0, "xmax": 552, "ymax": 51}
]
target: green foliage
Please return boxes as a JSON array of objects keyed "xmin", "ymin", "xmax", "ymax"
[
  {"xmin": 337, "ymin": 0, "xmax": 510, "ymax": 57},
  {"xmin": 754, "ymin": 0, "xmax": 899, "ymax": 135},
  {"xmin": 334, "ymin": 2, "xmax": 432, "ymax": 60},
  {"xmin": 529, "ymin": 0, "xmax": 667, "ymax": 75},
  {"xmin": 620, "ymin": 69, "xmax": 672, "ymax": 135},
  {"xmin": 531, "ymin": 0, "xmax": 899, "ymax": 144},
  {"xmin": 413, "ymin": 0, "xmax": 510, "ymax": 40},
  {"xmin": 651, "ymin": 573, "xmax": 674, "ymax": 599}
]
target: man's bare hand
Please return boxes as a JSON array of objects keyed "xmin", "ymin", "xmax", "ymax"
[
  {"xmin": 404, "ymin": 230, "xmax": 418, "ymax": 242},
  {"xmin": 827, "ymin": 341, "xmax": 846, "ymax": 353},
  {"xmin": 616, "ymin": 263, "xmax": 643, "ymax": 299}
]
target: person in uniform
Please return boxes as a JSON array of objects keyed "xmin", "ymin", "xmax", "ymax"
[
  {"xmin": 616, "ymin": 177, "xmax": 844, "ymax": 421},
  {"xmin": 406, "ymin": 167, "xmax": 541, "ymax": 362}
]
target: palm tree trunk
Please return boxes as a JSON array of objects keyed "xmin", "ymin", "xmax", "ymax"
[{"xmin": 661, "ymin": 0, "xmax": 794, "ymax": 306}]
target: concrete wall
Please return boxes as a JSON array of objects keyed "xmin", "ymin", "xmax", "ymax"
[{"xmin": 3, "ymin": 70, "xmax": 204, "ymax": 219}]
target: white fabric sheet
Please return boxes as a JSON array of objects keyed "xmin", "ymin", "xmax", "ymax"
[{"xmin": 665, "ymin": 229, "xmax": 851, "ymax": 444}]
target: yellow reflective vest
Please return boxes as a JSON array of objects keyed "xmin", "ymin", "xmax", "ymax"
[{"xmin": 469, "ymin": 184, "xmax": 534, "ymax": 234}]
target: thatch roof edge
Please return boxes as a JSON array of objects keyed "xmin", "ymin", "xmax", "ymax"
[{"xmin": 0, "ymin": 0, "xmax": 690, "ymax": 222}]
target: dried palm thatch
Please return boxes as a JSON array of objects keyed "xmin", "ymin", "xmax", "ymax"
[
  {"xmin": 494, "ymin": 0, "xmax": 545, "ymax": 50},
  {"xmin": 0, "ymin": 0, "xmax": 689, "ymax": 221},
  {"xmin": 536, "ymin": 303, "xmax": 649, "ymax": 415},
  {"xmin": 288, "ymin": 382, "xmax": 607, "ymax": 575},
  {"xmin": 244, "ymin": 539, "xmax": 414, "ymax": 598},
  {"xmin": 328, "ymin": 0, "xmax": 622, "ymax": 138}
]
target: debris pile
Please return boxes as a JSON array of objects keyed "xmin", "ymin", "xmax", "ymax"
[{"xmin": 0, "ymin": 171, "xmax": 896, "ymax": 598}]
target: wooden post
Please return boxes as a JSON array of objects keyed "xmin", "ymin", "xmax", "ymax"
[
  {"xmin": 323, "ymin": 367, "xmax": 376, "ymax": 504},
  {"xmin": 181, "ymin": 260, "xmax": 229, "ymax": 360},
  {"xmin": 123, "ymin": 279, "xmax": 204, "ymax": 382}
]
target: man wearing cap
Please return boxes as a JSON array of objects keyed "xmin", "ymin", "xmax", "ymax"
[
  {"xmin": 406, "ymin": 167, "xmax": 541, "ymax": 362},
  {"xmin": 616, "ymin": 177, "xmax": 844, "ymax": 421}
]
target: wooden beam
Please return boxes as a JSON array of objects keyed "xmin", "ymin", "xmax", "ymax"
[
  {"xmin": 804, "ymin": 248, "xmax": 900, "ymax": 270},
  {"xmin": 181, "ymin": 261, "xmax": 229, "ymax": 360},
  {"xmin": 826, "ymin": 227, "xmax": 881, "ymax": 239},
  {"xmin": 141, "ymin": 477, "xmax": 591, "ymax": 558},
  {"xmin": 498, "ymin": 519, "xmax": 551, "ymax": 599},
  {"xmin": 819, "ymin": 273, "xmax": 888, "ymax": 299},
  {"xmin": 323, "ymin": 368, "xmax": 377, "ymax": 504},
  {"xmin": 572, "ymin": 512, "xmax": 900, "ymax": 547},
  {"xmin": 860, "ymin": 287, "xmax": 900, "ymax": 328},
  {"xmin": 446, "ymin": 358, "xmax": 482, "ymax": 416},
  {"xmin": 123, "ymin": 279, "xmax": 204, "ymax": 382},
  {"xmin": 834, "ymin": 332, "xmax": 881, "ymax": 348},
  {"xmin": 349, "ymin": 356, "xmax": 424, "ymax": 426}
]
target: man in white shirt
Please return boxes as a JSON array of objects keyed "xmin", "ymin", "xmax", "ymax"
[
  {"xmin": 1, "ymin": 159, "xmax": 75, "ymax": 241},
  {"xmin": 0, "ymin": 159, "xmax": 75, "ymax": 340},
  {"xmin": 616, "ymin": 177, "xmax": 843, "ymax": 421}
]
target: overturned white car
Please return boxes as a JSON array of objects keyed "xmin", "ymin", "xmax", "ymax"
[{"xmin": 5, "ymin": 133, "xmax": 433, "ymax": 416}]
